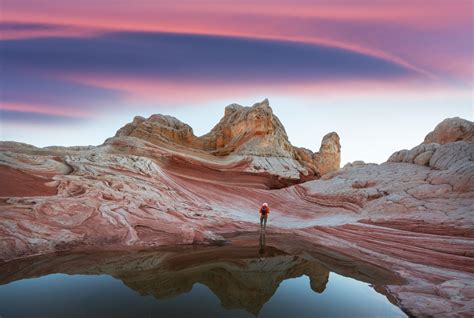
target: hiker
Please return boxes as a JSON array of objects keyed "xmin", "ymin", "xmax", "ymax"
[{"xmin": 259, "ymin": 202, "xmax": 269, "ymax": 230}]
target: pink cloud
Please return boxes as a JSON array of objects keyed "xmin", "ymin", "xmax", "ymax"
[
  {"xmin": 2, "ymin": 0, "xmax": 471, "ymax": 81},
  {"xmin": 60, "ymin": 73, "xmax": 462, "ymax": 106},
  {"xmin": 0, "ymin": 102, "xmax": 91, "ymax": 118}
]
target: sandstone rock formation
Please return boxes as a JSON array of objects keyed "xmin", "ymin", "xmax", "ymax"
[
  {"xmin": 423, "ymin": 117, "xmax": 474, "ymax": 144},
  {"xmin": 114, "ymin": 99, "xmax": 340, "ymax": 180},
  {"xmin": 200, "ymin": 99, "xmax": 295, "ymax": 157},
  {"xmin": 388, "ymin": 117, "xmax": 474, "ymax": 193},
  {"xmin": 115, "ymin": 99, "xmax": 295, "ymax": 157},
  {"xmin": 116, "ymin": 114, "xmax": 201, "ymax": 148},
  {"xmin": 0, "ymin": 106, "xmax": 472, "ymax": 317},
  {"xmin": 296, "ymin": 132, "xmax": 341, "ymax": 176}
]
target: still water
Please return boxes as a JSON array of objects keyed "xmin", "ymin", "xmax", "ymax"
[
  {"xmin": 0, "ymin": 272, "xmax": 406, "ymax": 318},
  {"xmin": 0, "ymin": 236, "xmax": 407, "ymax": 318}
]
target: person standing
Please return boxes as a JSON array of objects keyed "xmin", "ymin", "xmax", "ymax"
[{"xmin": 259, "ymin": 202, "xmax": 269, "ymax": 231}]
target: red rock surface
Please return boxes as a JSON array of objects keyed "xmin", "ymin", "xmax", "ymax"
[
  {"xmin": 0, "ymin": 104, "xmax": 472, "ymax": 317},
  {"xmin": 0, "ymin": 166, "xmax": 57, "ymax": 197}
]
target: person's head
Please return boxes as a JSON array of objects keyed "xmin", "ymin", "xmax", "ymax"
[{"xmin": 262, "ymin": 202, "xmax": 268, "ymax": 207}]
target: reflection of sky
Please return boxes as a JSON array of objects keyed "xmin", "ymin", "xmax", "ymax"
[
  {"xmin": 0, "ymin": 0, "xmax": 472, "ymax": 163},
  {"xmin": 0, "ymin": 272, "xmax": 405, "ymax": 317},
  {"xmin": 262, "ymin": 273, "xmax": 405, "ymax": 317}
]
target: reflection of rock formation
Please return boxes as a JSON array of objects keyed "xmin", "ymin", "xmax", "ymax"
[
  {"xmin": 0, "ymin": 244, "xmax": 331, "ymax": 315},
  {"xmin": 0, "ymin": 232, "xmax": 408, "ymax": 314},
  {"xmin": 122, "ymin": 254, "xmax": 328, "ymax": 315}
]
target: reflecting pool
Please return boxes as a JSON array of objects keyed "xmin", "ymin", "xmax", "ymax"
[{"xmin": 0, "ymin": 233, "xmax": 407, "ymax": 318}]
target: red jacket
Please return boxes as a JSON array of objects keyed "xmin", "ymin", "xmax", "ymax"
[{"xmin": 260, "ymin": 206, "xmax": 270, "ymax": 215}]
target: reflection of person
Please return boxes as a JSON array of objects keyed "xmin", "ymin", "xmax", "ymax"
[
  {"xmin": 259, "ymin": 231, "xmax": 266, "ymax": 260},
  {"xmin": 259, "ymin": 202, "xmax": 270, "ymax": 231}
]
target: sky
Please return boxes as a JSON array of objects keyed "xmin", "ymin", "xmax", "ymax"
[{"xmin": 0, "ymin": 0, "xmax": 472, "ymax": 164}]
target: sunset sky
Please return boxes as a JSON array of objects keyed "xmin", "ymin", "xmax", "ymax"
[{"xmin": 0, "ymin": 0, "xmax": 472, "ymax": 163}]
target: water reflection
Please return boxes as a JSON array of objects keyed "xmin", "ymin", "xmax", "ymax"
[
  {"xmin": 259, "ymin": 231, "xmax": 266, "ymax": 260},
  {"xmin": 0, "ymin": 233, "xmax": 406, "ymax": 317}
]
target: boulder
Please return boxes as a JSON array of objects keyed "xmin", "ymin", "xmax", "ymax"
[{"xmin": 424, "ymin": 117, "xmax": 474, "ymax": 144}]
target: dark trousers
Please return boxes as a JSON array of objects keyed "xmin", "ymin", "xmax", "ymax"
[{"xmin": 260, "ymin": 214, "xmax": 267, "ymax": 229}]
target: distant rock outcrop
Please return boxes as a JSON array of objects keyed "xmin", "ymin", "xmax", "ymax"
[
  {"xmin": 115, "ymin": 99, "xmax": 341, "ymax": 179},
  {"xmin": 201, "ymin": 99, "xmax": 295, "ymax": 157},
  {"xmin": 423, "ymin": 117, "xmax": 474, "ymax": 144},
  {"xmin": 387, "ymin": 118, "xmax": 474, "ymax": 192},
  {"xmin": 116, "ymin": 114, "xmax": 201, "ymax": 148},
  {"xmin": 298, "ymin": 132, "xmax": 341, "ymax": 176}
]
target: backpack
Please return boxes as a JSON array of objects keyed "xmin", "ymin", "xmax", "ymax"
[{"xmin": 261, "ymin": 206, "xmax": 268, "ymax": 215}]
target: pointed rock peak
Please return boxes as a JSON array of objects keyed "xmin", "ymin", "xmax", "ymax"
[
  {"xmin": 320, "ymin": 132, "xmax": 341, "ymax": 153},
  {"xmin": 224, "ymin": 98, "xmax": 271, "ymax": 116},
  {"xmin": 249, "ymin": 99, "xmax": 272, "ymax": 116},
  {"xmin": 252, "ymin": 98, "xmax": 270, "ymax": 109},
  {"xmin": 201, "ymin": 99, "xmax": 292, "ymax": 157}
]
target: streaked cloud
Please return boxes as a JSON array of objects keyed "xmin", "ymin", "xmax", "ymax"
[
  {"xmin": 0, "ymin": 109, "xmax": 87, "ymax": 124},
  {"xmin": 0, "ymin": 30, "xmax": 422, "ymax": 123},
  {"xmin": 1, "ymin": 0, "xmax": 471, "ymax": 81},
  {"xmin": 2, "ymin": 31, "xmax": 414, "ymax": 81},
  {"xmin": 0, "ymin": 22, "xmax": 60, "ymax": 31},
  {"xmin": 0, "ymin": 0, "xmax": 471, "ymax": 151},
  {"xmin": 1, "ymin": 65, "xmax": 124, "ymax": 110}
]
